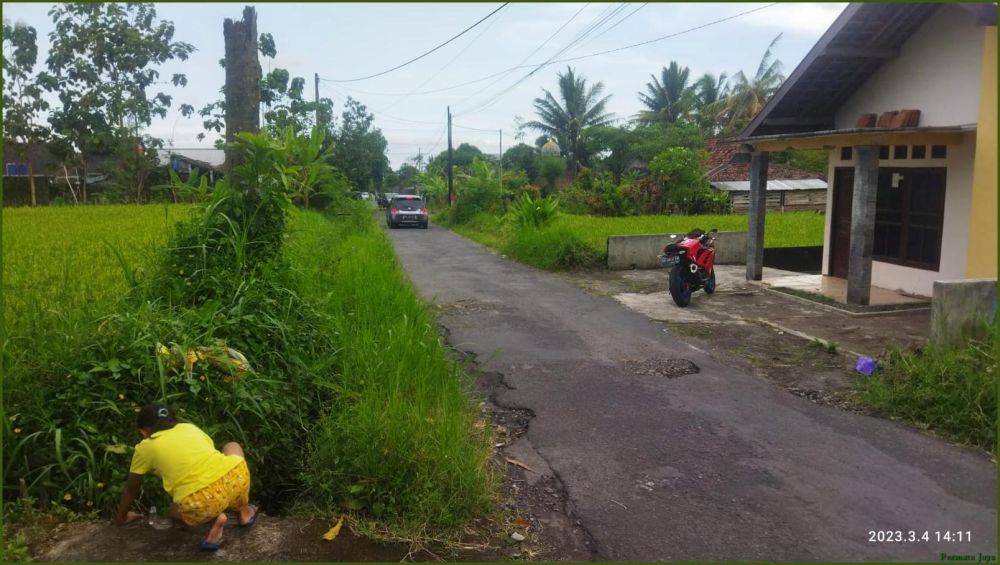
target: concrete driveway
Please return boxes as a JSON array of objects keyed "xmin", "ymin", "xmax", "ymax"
[{"xmin": 386, "ymin": 224, "xmax": 996, "ymax": 562}]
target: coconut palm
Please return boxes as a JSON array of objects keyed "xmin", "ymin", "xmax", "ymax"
[
  {"xmin": 526, "ymin": 66, "xmax": 614, "ymax": 175},
  {"xmin": 693, "ymin": 72, "xmax": 728, "ymax": 110},
  {"xmin": 638, "ymin": 61, "xmax": 693, "ymax": 124},
  {"xmin": 711, "ymin": 34, "xmax": 786, "ymax": 134}
]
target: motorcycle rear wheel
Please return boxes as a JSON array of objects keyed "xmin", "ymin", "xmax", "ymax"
[{"xmin": 669, "ymin": 265, "xmax": 692, "ymax": 307}]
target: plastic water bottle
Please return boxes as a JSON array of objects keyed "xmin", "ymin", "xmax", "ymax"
[{"xmin": 148, "ymin": 505, "xmax": 172, "ymax": 530}]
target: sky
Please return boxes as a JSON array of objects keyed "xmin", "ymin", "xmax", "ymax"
[{"xmin": 2, "ymin": 2, "xmax": 846, "ymax": 167}]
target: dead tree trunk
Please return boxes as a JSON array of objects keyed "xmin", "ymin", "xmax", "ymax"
[{"xmin": 223, "ymin": 6, "xmax": 261, "ymax": 180}]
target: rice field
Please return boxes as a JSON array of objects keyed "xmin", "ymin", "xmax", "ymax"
[
  {"xmin": 558, "ymin": 212, "xmax": 826, "ymax": 252},
  {"xmin": 3, "ymin": 204, "xmax": 194, "ymax": 372}
]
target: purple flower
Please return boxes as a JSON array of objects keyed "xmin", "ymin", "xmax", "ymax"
[{"xmin": 855, "ymin": 356, "xmax": 878, "ymax": 376}]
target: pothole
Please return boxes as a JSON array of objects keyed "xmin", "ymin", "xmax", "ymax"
[{"xmin": 625, "ymin": 358, "xmax": 700, "ymax": 378}]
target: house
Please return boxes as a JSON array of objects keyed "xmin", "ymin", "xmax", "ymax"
[
  {"xmin": 705, "ymin": 138, "xmax": 827, "ymax": 212},
  {"xmin": 2, "ymin": 143, "xmax": 63, "ymax": 206},
  {"xmin": 732, "ymin": 2, "xmax": 996, "ymax": 304}
]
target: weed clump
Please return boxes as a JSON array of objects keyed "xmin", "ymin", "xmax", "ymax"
[
  {"xmin": 855, "ymin": 325, "xmax": 997, "ymax": 452},
  {"xmin": 503, "ymin": 224, "xmax": 599, "ymax": 271}
]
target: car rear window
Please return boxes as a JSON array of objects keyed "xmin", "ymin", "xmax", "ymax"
[{"xmin": 393, "ymin": 198, "xmax": 424, "ymax": 207}]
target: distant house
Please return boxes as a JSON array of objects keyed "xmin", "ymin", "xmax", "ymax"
[
  {"xmin": 705, "ymin": 139, "xmax": 827, "ymax": 212},
  {"xmin": 733, "ymin": 2, "xmax": 996, "ymax": 303},
  {"xmin": 164, "ymin": 152, "xmax": 224, "ymax": 183},
  {"xmin": 2, "ymin": 143, "xmax": 62, "ymax": 206}
]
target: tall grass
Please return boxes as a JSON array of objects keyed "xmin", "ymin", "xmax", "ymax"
[
  {"xmin": 855, "ymin": 327, "xmax": 997, "ymax": 452},
  {"xmin": 286, "ymin": 207, "xmax": 496, "ymax": 533}
]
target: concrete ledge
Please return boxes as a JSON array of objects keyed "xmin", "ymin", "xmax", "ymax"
[
  {"xmin": 607, "ymin": 231, "xmax": 747, "ymax": 270},
  {"xmin": 931, "ymin": 278, "xmax": 997, "ymax": 347}
]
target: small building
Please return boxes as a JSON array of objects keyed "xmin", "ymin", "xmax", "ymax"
[
  {"xmin": 705, "ymin": 139, "xmax": 827, "ymax": 212},
  {"xmin": 733, "ymin": 2, "xmax": 996, "ymax": 304}
]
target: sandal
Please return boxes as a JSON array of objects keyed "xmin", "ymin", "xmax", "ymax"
[
  {"xmin": 200, "ymin": 539, "xmax": 223, "ymax": 551},
  {"xmin": 242, "ymin": 505, "xmax": 258, "ymax": 529}
]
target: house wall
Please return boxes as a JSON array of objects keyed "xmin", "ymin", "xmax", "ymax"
[
  {"xmin": 823, "ymin": 132, "xmax": 976, "ymax": 297},
  {"xmin": 834, "ymin": 5, "xmax": 984, "ymax": 129},
  {"xmin": 966, "ymin": 26, "xmax": 997, "ymax": 278}
]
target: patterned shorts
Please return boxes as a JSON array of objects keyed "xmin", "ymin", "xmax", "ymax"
[{"xmin": 176, "ymin": 458, "xmax": 251, "ymax": 526}]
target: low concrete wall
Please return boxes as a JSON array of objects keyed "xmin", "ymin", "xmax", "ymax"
[
  {"xmin": 931, "ymin": 278, "xmax": 997, "ymax": 347},
  {"xmin": 607, "ymin": 231, "xmax": 747, "ymax": 270}
]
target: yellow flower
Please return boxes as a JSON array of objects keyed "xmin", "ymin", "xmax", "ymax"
[
  {"xmin": 86, "ymin": 501, "xmax": 94, "ymax": 507},
  {"xmin": 185, "ymin": 351, "xmax": 198, "ymax": 366},
  {"xmin": 118, "ymin": 394, "xmax": 125, "ymax": 400},
  {"xmin": 134, "ymin": 407, "xmax": 141, "ymax": 413},
  {"xmin": 97, "ymin": 482, "xmax": 105, "ymax": 489},
  {"xmin": 199, "ymin": 375, "xmax": 206, "ymax": 381},
  {"xmin": 14, "ymin": 428, "xmax": 22, "ymax": 434},
  {"xmin": 158, "ymin": 345, "xmax": 170, "ymax": 356},
  {"xmin": 63, "ymin": 493, "xmax": 72, "ymax": 501},
  {"xmin": 8, "ymin": 415, "xmax": 16, "ymax": 422}
]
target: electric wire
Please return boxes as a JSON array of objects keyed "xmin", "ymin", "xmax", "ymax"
[
  {"xmin": 321, "ymin": 2, "xmax": 509, "ymax": 82},
  {"xmin": 456, "ymin": 3, "xmax": 777, "ymax": 117}
]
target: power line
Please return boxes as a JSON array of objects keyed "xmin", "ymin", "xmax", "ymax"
[
  {"xmin": 320, "ymin": 3, "xmax": 509, "ymax": 83},
  {"xmin": 376, "ymin": 4, "xmax": 507, "ymax": 113},
  {"xmin": 450, "ymin": 3, "xmax": 591, "ymax": 108},
  {"xmin": 457, "ymin": 3, "xmax": 777, "ymax": 117},
  {"xmin": 574, "ymin": 2, "xmax": 648, "ymax": 51},
  {"xmin": 453, "ymin": 123, "xmax": 497, "ymax": 133},
  {"xmin": 456, "ymin": 3, "xmax": 629, "ymax": 116}
]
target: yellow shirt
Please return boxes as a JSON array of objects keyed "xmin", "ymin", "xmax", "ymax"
[{"xmin": 129, "ymin": 423, "xmax": 242, "ymax": 502}]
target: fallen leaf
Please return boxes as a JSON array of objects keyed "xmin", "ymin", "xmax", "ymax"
[
  {"xmin": 506, "ymin": 458, "xmax": 534, "ymax": 472},
  {"xmin": 322, "ymin": 516, "xmax": 344, "ymax": 541},
  {"xmin": 513, "ymin": 517, "xmax": 529, "ymax": 528}
]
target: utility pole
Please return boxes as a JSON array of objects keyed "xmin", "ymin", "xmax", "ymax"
[
  {"xmin": 498, "ymin": 128, "xmax": 503, "ymax": 192},
  {"xmin": 314, "ymin": 72, "xmax": 321, "ymax": 129},
  {"xmin": 447, "ymin": 106, "xmax": 454, "ymax": 206}
]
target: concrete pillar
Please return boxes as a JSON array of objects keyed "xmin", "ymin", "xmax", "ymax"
[
  {"xmin": 746, "ymin": 151, "xmax": 769, "ymax": 280},
  {"xmin": 846, "ymin": 145, "xmax": 879, "ymax": 305}
]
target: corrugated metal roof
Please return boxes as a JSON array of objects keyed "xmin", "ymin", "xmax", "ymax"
[{"xmin": 711, "ymin": 179, "xmax": 828, "ymax": 192}]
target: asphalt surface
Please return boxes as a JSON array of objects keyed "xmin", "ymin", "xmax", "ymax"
[{"xmin": 386, "ymin": 223, "xmax": 997, "ymax": 562}]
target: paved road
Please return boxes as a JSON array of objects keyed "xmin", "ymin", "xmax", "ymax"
[{"xmin": 386, "ymin": 224, "xmax": 996, "ymax": 562}]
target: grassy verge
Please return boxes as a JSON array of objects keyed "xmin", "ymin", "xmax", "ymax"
[
  {"xmin": 855, "ymin": 327, "xmax": 997, "ymax": 452},
  {"xmin": 4, "ymin": 197, "xmax": 494, "ymax": 546},
  {"xmin": 285, "ymin": 206, "xmax": 497, "ymax": 536},
  {"xmin": 445, "ymin": 211, "xmax": 825, "ymax": 271}
]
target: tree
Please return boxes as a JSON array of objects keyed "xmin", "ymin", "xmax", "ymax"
[
  {"xmin": 638, "ymin": 61, "xmax": 693, "ymax": 125},
  {"xmin": 2, "ymin": 21, "xmax": 50, "ymax": 205},
  {"xmin": 396, "ymin": 163, "xmax": 419, "ymax": 189},
  {"xmin": 649, "ymin": 147, "xmax": 726, "ymax": 214},
  {"xmin": 41, "ymin": 3, "xmax": 195, "ymax": 202},
  {"xmin": 710, "ymin": 34, "xmax": 785, "ymax": 134},
  {"xmin": 501, "ymin": 143, "xmax": 541, "ymax": 184},
  {"xmin": 526, "ymin": 66, "xmax": 614, "ymax": 176},
  {"xmin": 330, "ymin": 97, "xmax": 388, "ymax": 192},
  {"xmin": 583, "ymin": 126, "xmax": 631, "ymax": 184},
  {"xmin": 428, "ymin": 142, "xmax": 486, "ymax": 175},
  {"xmin": 691, "ymin": 72, "xmax": 728, "ymax": 135},
  {"xmin": 630, "ymin": 122, "xmax": 704, "ymax": 163}
]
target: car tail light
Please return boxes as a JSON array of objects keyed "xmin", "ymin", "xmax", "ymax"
[
  {"xmin": 390, "ymin": 207, "xmax": 399, "ymax": 214},
  {"xmin": 420, "ymin": 208, "xmax": 428, "ymax": 215}
]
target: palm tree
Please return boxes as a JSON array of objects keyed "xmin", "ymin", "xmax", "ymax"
[
  {"xmin": 711, "ymin": 34, "xmax": 786, "ymax": 134},
  {"xmin": 693, "ymin": 72, "xmax": 728, "ymax": 110},
  {"xmin": 526, "ymin": 66, "xmax": 614, "ymax": 175},
  {"xmin": 638, "ymin": 61, "xmax": 692, "ymax": 124}
]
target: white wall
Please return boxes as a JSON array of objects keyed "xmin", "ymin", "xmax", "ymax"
[
  {"xmin": 834, "ymin": 5, "xmax": 984, "ymax": 129},
  {"xmin": 822, "ymin": 132, "xmax": 976, "ymax": 297}
]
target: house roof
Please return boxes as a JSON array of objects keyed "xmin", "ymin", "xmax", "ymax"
[
  {"xmin": 705, "ymin": 138, "xmax": 825, "ymax": 182},
  {"xmin": 711, "ymin": 179, "xmax": 827, "ymax": 193},
  {"xmin": 740, "ymin": 3, "xmax": 995, "ymax": 139}
]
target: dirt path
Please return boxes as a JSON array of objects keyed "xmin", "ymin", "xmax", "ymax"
[{"xmin": 387, "ymin": 223, "xmax": 997, "ymax": 562}]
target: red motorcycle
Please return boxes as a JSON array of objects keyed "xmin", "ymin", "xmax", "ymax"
[{"xmin": 659, "ymin": 229, "xmax": 717, "ymax": 307}]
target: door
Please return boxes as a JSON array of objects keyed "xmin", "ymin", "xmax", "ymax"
[{"xmin": 829, "ymin": 168, "xmax": 853, "ymax": 278}]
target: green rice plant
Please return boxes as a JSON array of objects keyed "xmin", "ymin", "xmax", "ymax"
[
  {"xmin": 286, "ymin": 206, "xmax": 496, "ymax": 534},
  {"xmin": 855, "ymin": 325, "xmax": 997, "ymax": 452}
]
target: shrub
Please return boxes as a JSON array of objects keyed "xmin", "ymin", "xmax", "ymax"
[
  {"xmin": 539, "ymin": 156, "xmax": 566, "ymax": 196},
  {"xmin": 507, "ymin": 193, "xmax": 559, "ymax": 229},
  {"xmin": 855, "ymin": 325, "xmax": 997, "ymax": 452},
  {"xmin": 451, "ymin": 158, "xmax": 504, "ymax": 224}
]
